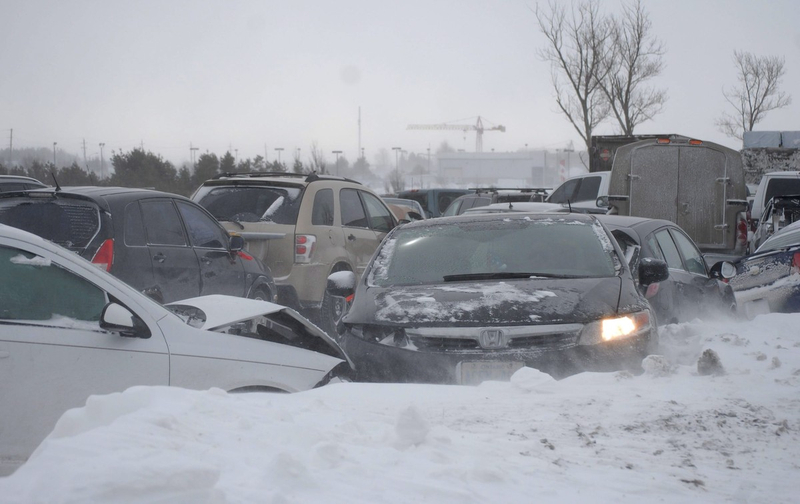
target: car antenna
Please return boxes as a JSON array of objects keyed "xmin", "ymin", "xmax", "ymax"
[
  {"xmin": 567, "ymin": 199, "xmax": 572, "ymax": 213},
  {"xmin": 50, "ymin": 171, "xmax": 62, "ymax": 192}
]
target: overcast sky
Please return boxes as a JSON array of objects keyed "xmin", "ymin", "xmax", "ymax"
[{"xmin": 2, "ymin": 0, "xmax": 799, "ymax": 166}]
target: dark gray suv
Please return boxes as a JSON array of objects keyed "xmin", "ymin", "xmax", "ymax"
[{"xmin": 0, "ymin": 186, "xmax": 275, "ymax": 303}]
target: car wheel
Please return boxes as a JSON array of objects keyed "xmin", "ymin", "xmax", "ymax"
[
  {"xmin": 249, "ymin": 287, "xmax": 271, "ymax": 302},
  {"xmin": 319, "ymin": 288, "xmax": 348, "ymax": 337}
]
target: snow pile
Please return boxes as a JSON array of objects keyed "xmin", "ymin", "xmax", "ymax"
[{"xmin": 1, "ymin": 314, "xmax": 799, "ymax": 503}]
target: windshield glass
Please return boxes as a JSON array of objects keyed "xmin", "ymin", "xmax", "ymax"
[
  {"xmin": 194, "ymin": 185, "xmax": 303, "ymax": 225},
  {"xmin": 369, "ymin": 217, "xmax": 619, "ymax": 286}
]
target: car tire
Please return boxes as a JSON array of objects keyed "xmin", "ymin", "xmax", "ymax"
[
  {"xmin": 319, "ymin": 288, "xmax": 348, "ymax": 338},
  {"xmin": 249, "ymin": 287, "xmax": 271, "ymax": 302}
]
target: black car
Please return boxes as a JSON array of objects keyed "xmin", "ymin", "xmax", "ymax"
[
  {"xmin": 0, "ymin": 186, "xmax": 275, "ymax": 304},
  {"xmin": 0, "ymin": 175, "xmax": 47, "ymax": 193},
  {"xmin": 595, "ymin": 215, "xmax": 737, "ymax": 324},
  {"xmin": 731, "ymin": 220, "xmax": 800, "ymax": 317},
  {"xmin": 441, "ymin": 188, "xmax": 550, "ymax": 217},
  {"xmin": 326, "ymin": 212, "xmax": 668, "ymax": 384}
]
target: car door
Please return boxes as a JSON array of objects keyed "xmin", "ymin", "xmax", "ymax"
[
  {"xmin": 0, "ymin": 242, "xmax": 168, "ymax": 470},
  {"xmin": 176, "ymin": 200, "xmax": 245, "ymax": 297},
  {"xmin": 651, "ymin": 227, "xmax": 701, "ymax": 322},
  {"xmin": 669, "ymin": 227, "xmax": 718, "ymax": 313},
  {"xmin": 139, "ymin": 199, "xmax": 201, "ymax": 302},
  {"xmin": 339, "ymin": 188, "xmax": 382, "ymax": 278}
]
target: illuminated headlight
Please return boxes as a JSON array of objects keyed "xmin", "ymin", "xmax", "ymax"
[{"xmin": 579, "ymin": 310, "xmax": 652, "ymax": 345}]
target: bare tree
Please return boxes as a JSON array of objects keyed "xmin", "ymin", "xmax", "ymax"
[
  {"xmin": 600, "ymin": 0, "xmax": 667, "ymax": 135},
  {"xmin": 535, "ymin": 0, "xmax": 613, "ymax": 149},
  {"xmin": 717, "ymin": 51, "xmax": 792, "ymax": 140},
  {"xmin": 309, "ymin": 141, "xmax": 327, "ymax": 174}
]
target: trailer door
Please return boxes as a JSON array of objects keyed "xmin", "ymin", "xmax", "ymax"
[
  {"xmin": 629, "ymin": 145, "xmax": 679, "ymax": 222},
  {"xmin": 677, "ymin": 147, "xmax": 728, "ymax": 248}
]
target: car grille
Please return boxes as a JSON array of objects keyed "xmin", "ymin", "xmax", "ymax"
[{"xmin": 406, "ymin": 324, "xmax": 583, "ymax": 353}]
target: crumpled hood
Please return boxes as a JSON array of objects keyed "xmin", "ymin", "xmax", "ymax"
[{"xmin": 356, "ymin": 277, "xmax": 622, "ymax": 325}]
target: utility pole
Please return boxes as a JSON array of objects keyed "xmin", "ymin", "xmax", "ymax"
[
  {"xmin": 7, "ymin": 129, "xmax": 12, "ymax": 168},
  {"xmin": 99, "ymin": 143, "xmax": 105, "ymax": 179},
  {"xmin": 52, "ymin": 142, "xmax": 57, "ymax": 167},
  {"xmin": 82, "ymin": 139, "xmax": 88, "ymax": 170},
  {"xmin": 358, "ymin": 106, "xmax": 361, "ymax": 161},
  {"xmin": 332, "ymin": 150, "xmax": 342, "ymax": 176},
  {"xmin": 190, "ymin": 143, "xmax": 199, "ymax": 170},
  {"xmin": 264, "ymin": 143, "xmax": 268, "ymax": 163}
]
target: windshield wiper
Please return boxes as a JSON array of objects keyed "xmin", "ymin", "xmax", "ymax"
[{"xmin": 442, "ymin": 272, "xmax": 578, "ymax": 282}]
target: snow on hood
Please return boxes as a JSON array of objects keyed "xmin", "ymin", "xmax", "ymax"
[
  {"xmin": 166, "ymin": 294, "xmax": 285, "ymax": 330},
  {"xmin": 369, "ymin": 277, "xmax": 621, "ymax": 325}
]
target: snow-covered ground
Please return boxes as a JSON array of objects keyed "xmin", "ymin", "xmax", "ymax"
[{"xmin": 2, "ymin": 313, "xmax": 799, "ymax": 503}]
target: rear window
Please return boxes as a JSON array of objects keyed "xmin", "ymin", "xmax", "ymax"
[
  {"xmin": 0, "ymin": 198, "xmax": 100, "ymax": 249},
  {"xmin": 765, "ymin": 178, "xmax": 800, "ymax": 204},
  {"xmin": 369, "ymin": 218, "xmax": 619, "ymax": 286},
  {"xmin": 194, "ymin": 185, "xmax": 303, "ymax": 225}
]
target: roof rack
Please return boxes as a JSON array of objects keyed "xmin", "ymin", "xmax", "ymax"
[
  {"xmin": 467, "ymin": 187, "xmax": 552, "ymax": 193},
  {"xmin": 211, "ymin": 171, "xmax": 363, "ymax": 186}
]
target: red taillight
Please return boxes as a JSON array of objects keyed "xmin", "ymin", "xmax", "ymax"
[
  {"xmin": 791, "ymin": 252, "xmax": 800, "ymax": 275},
  {"xmin": 237, "ymin": 250, "xmax": 253, "ymax": 261},
  {"xmin": 295, "ymin": 234, "xmax": 316, "ymax": 263},
  {"xmin": 91, "ymin": 239, "xmax": 114, "ymax": 272},
  {"xmin": 737, "ymin": 217, "xmax": 748, "ymax": 245}
]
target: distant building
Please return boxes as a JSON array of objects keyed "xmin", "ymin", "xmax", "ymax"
[{"xmin": 406, "ymin": 149, "xmax": 586, "ymax": 189}]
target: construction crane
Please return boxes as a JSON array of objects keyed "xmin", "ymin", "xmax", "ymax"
[{"xmin": 407, "ymin": 116, "xmax": 506, "ymax": 153}]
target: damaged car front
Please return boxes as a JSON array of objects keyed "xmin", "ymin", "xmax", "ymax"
[{"xmin": 330, "ymin": 213, "xmax": 667, "ymax": 384}]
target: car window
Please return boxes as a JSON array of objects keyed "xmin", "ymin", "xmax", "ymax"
[
  {"xmin": 311, "ymin": 188, "xmax": 334, "ymax": 226},
  {"xmin": 575, "ymin": 176, "xmax": 601, "ymax": 202},
  {"xmin": 0, "ymin": 199, "xmax": 99, "ymax": 248},
  {"xmin": 194, "ymin": 185, "xmax": 303, "ymax": 225},
  {"xmin": 654, "ymin": 229, "xmax": 684, "ymax": 270},
  {"xmin": 442, "ymin": 198, "xmax": 463, "ymax": 216},
  {"xmin": 645, "ymin": 234, "xmax": 665, "ymax": 261},
  {"xmin": 370, "ymin": 218, "xmax": 617, "ymax": 286},
  {"xmin": 340, "ymin": 188, "xmax": 368, "ymax": 228},
  {"xmin": 124, "ymin": 202, "xmax": 147, "ymax": 246},
  {"xmin": 0, "ymin": 245, "xmax": 106, "ymax": 322},
  {"xmin": 361, "ymin": 191, "xmax": 395, "ymax": 233},
  {"xmin": 547, "ymin": 178, "xmax": 579, "ymax": 204},
  {"xmin": 437, "ymin": 192, "xmax": 467, "ymax": 215},
  {"xmin": 140, "ymin": 200, "xmax": 187, "ymax": 246},
  {"xmin": 670, "ymin": 229, "xmax": 707, "ymax": 275},
  {"xmin": 765, "ymin": 178, "xmax": 800, "ymax": 204},
  {"xmin": 176, "ymin": 201, "xmax": 227, "ymax": 249}
]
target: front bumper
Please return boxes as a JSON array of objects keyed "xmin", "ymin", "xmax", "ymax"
[{"xmin": 340, "ymin": 327, "xmax": 656, "ymax": 384}]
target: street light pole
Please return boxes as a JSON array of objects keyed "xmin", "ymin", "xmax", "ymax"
[
  {"xmin": 190, "ymin": 144, "xmax": 199, "ymax": 171},
  {"xmin": 275, "ymin": 147, "xmax": 284, "ymax": 166},
  {"xmin": 332, "ymin": 150, "xmax": 342, "ymax": 176},
  {"xmin": 392, "ymin": 147, "xmax": 402, "ymax": 173},
  {"xmin": 52, "ymin": 142, "xmax": 57, "ymax": 167},
  {"xmin": 99, "ymin": 143, "xmax": 105, "ymax": 178}
]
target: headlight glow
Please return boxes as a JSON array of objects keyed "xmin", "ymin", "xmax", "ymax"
[{"xmin": 601, "ymin": 311, "xmax": 650, "ymax": 342}]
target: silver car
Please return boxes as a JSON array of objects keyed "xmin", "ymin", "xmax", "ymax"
[{"xmin": 0, "ymin": 223, "xmax": 350, "ymax": 475}]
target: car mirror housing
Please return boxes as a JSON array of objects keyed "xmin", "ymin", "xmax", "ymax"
[
  {"xmin": 709, "ymin": 261, "xmax": 737, "ymax": 280},
  {"xmin": 100, "ymin": 302, "xmax": 151, "ymax": 338},
  {"xmin": 639, "ymin": 257, "xmax": 669, "ymax": 286},
  {"xmin": 596, "ymin": 195, "xmax": 609, "ymax": 208},
  {"xmin": 327, "ymin": 271, "xmax": 356, "ymax": 298},
  {"xmin": 229, "ymin": 234, "xmax": 245, "ymax": 252}
]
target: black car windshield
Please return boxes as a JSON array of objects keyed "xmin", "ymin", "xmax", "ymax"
[
  {"xmin": 194, "ymin": 185, "xmax": 303, "ymax": 225},
  {"xmin": 369, "ymin": 217, "xmax": 620, "ymax": 286}
]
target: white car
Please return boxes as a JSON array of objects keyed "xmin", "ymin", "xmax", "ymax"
[{"xmin": 0, "ymin": 224, "xmax": 350, "ymax": 475}]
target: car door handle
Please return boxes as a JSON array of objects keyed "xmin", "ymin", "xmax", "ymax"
[
  {"xmin": 348, "ymin": 234, "xmax": 356, "ymax": 241},
  {"xmin": 153, "ymin": 252, "xmax": 166, "ymax": 263}
]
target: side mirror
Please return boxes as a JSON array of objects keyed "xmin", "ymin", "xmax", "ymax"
[
  {"xmin": 407, "ymin": 211, "xmax": 423, "ymax": 221},
  {"xmin": 596, "ymin": 195, "xmax": 609, "ymax": 208},
  {"xmin": 100, "ymin": 302, "xmax": 151, "ymax": 338},
  {"xmin": 229, "ymin": 234, "xmax": 245, "ymax": 252},
  {"xmin": 709, "ymin": 261, "xmax": 736, "ymax": 280},
  {"xmin": 639, "ymin": 257, "xmax": 669, "ymax": 286},
  {"xmin": 326, "ymin": 271, "xmax": 356, "ymax": 299}
]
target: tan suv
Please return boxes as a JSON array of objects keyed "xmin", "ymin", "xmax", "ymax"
[{"xmin": 192, "ymin": 172, "xmax": 397, "ymax": 335}]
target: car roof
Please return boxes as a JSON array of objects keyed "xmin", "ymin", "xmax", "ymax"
[
  {"xmin": 204, "ymin": 172, "xmax": 363, "ymax": 187},
  {"xmin": 463, "ymin": 202, "xmax": 566, "ymax": 213},
  {"xmin": 0, "ymin": 175, "xmax": 47, "ymax": 185},
  {"xmin": 0, "ymin": 186, "xmax": 192, "ymax": 213},
  {"xmin": 399, "ymin": 210, "xmax": 597, "ymax": 229}
]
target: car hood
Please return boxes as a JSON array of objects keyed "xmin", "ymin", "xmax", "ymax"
[
  {"xmin": 166, "ymin": 295, "xmax": 351, "ymax": 365},
  {"xmin": 349, "ymin": 277, "xmax": 623, "ymax": 325}
]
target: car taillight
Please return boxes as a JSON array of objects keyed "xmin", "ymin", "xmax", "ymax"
[
  {"xmin": 91, "ymin": 238, "xmax": 114, "ymax": 272},
  {"xmin": 295, "ymin": 234, "xmax": 316, "ymax": 263},
  {"xmin": 737, "ymin": 216, "xmax": 748, "ymax": 246},
  {"xmin": 791, "ymin": 252, "xmax": 800, "ymax": 275}
]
